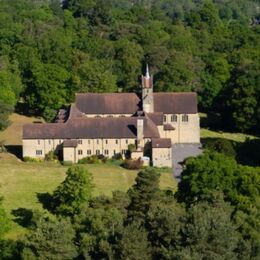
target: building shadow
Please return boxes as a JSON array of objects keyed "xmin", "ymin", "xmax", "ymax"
[
  {"xmin": 11, "ymin": 208, "xmax": 33, "ymax": 228},
  {"xmin": 5, "ymin": 145, "xmax": 23, "ymax": 160}
]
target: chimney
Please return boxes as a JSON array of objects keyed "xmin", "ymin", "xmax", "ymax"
[{"xmin": 137, "ymin": 118, "xmax": 144, "ymax": 150}]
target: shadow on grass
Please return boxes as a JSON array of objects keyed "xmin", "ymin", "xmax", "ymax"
[
  {"xmin": 5, "ymin": 145, "xmax": 22, "ymax": 160},
  {"xmin": 11, "ymin": 208, "xmax": 33, "ymax": 227},
  {"xmin": 37, "ymin": 192, "xmax": 53, "ymax": 212}
]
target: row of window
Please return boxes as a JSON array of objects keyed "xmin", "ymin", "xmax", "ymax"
[
  {"xmin": 78, "ymin": 139, "xmax": 128, "ymax": 145},
  {"xmin": 37, "ymin": 139, "xmax": 130, "ymax": 145},
  {"xmin": 36, "ymin": 149, "xmax": 127, "ymax": 156},
  {"xmin": 164, "ymin": 114, "xmax": 189, "ymax": 123},
  {"xmin": 78, "ymin": 149, "xmax": 127, "ymax": 156}
]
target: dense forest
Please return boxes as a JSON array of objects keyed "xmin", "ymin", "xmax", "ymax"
[{"xmin": 0, "ymin": 0, "xmax": 259, "ymax": 134}]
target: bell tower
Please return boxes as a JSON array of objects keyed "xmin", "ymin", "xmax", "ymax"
[{"xmin": 142, "ymin": 64, "xmax": 154, "ymax": 113}]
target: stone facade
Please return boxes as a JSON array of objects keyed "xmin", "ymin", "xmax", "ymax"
[{"xmin": 22, "ymin": 66, "xmax": 200, "ymax": 167}]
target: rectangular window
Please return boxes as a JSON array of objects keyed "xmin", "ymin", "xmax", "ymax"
[
  {"xmin": 36, "ymin": 150, "xmax": 42, "ymax": 155},
  {"xmin": 38, "ymin": 140, "xmax": 40, "ymax": 145},
  {"xmin": 115, "ymin": 140, "xmax": 118, "ymax": 144},
  {"xmin": 171, "ymin": 114, "xmax": 177, "ymax": 122},
  {"xmin": 182, "ymin": 114, "xmax": 189, "ymax": 122},
  {"xmin": 105, "ymin": 140, "xmax": 108, "ymax": 144},
  {"xmin": 163, "ymin": 115, "xmax": 167, "ymax": 122},
  {"xmin": 78, "ymin": 150, "xmax": 83, "ymax": 155},
  {"xmin": 96, "ymin": 150, "xmax": 100, "ymax": 155},
  {"xmin": 104, "ymin": 150, "xmax": 109, "ymax": 155},
  {"xmin": 87, "ymin": 150, "xmax": 91, "ymax": 155},
  {"xmin": 59, "ymin": 140, "xmax": 62, "ymax": 144},
  {"xmin": 114, "ymin": 150, "xmax": 116, "ymax": 155},
  {"xmin": 126, "ymin": 139, "xmax": 128, "ymax": 144},
  {"xmin": 78, "ymin": 139, "xmax": 82, "ymax": 145},
  {"xmin": 88, "ymin": 140, "xmax": 91, "ymax": 145},
  {"xmin": 48, "ymin": 140, "xmax": 51, "ymax": 145},
  {"xmin": 97, "ymin": 139, "xmax": 99, "ymax": 144}
]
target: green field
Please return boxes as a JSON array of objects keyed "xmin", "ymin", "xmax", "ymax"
[{"xmin": 0, "ymin": 153, "xmax": 175, "ymax": 239}]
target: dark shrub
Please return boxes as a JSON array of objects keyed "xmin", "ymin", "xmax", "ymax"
[
  {"xmin": 237, "ymin": 138, "xmax": 260, "ymax": 166},
  {"xmin": 122, "ymin": 159, "xmax": 143, "ymax": 170},
  {"xmin": 202, "ymin": 138, "xmax": 237, "ymax": 157},
  {"xmin": 112, "ymin": 153, "xmax": 123, "ymax": 160}
]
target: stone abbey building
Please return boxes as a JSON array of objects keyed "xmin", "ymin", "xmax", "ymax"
[{"xmin": 23, "ymin": 67, "xmax": 200, "ymax": 167}]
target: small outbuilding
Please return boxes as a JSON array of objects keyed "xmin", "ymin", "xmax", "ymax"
[{"xmin": 152, "ymin": 138, "xmax": 172, "ymax": 167}]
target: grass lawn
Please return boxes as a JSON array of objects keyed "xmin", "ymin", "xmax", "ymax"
[
  {"xmin": 200, "ymin": 128, "xmax": 257, "ymax": 142},
  {"xmin": 0, "ymin": 154, "xmax": 176, "ymax": 239},
  {"xmin": 0, "ymin": 113, "xmax": 44, "ymax": 146}
]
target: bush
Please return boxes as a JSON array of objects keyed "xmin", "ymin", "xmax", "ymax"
[
  {"xmin": 23, "ymin": 157, "xmax": 43, "ymax": 162},
  {"xmin": 78, "ymin": 155, "xmax": 102, "ymax": 164},
  {"xmin": 97, "ymin": 154, "xmax": 108, "ymax": 163},
  {"xmin": 44, "ymin": 150, "xmax": 58, "ymax": 161},
  {"xmin": 237, "ymin": 138, "xmax": 260, "ymax": 166},
  {"xmin": 122, "ymin": 159, "xmax": 143, "ymax": 170},
  {"xmin": 112, "ymin": 153, "xmax": 123, "ymax": 160},
  {"xmin": 202, "ymin": 138, "xmax": 237, "ymax": 157}
]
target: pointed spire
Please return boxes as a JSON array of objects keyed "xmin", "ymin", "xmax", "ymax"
[{"xmin": 145, "ymin": 64, "xmax": 150, "ymax": 78}]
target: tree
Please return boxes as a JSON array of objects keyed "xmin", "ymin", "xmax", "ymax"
[
  {"xmin": 147, "ymin": 201, "xmax": 185, "ymax": 259},
  {"xmin": 117, "ymin": 221, "xmax": 151, "ymax": 260},
  {"xmin": 176, "ymin": 151, "xmax": 260, "ymax": 257},
  {"xmin": 175, "ymin": 195, "xmax": 240, "ymax": 259},
  {"xmin": 22, "ymin": 217, "xmax": 78, "ymax": 259},
  {"xmin": 224, "ymin": 63, "xmax": 259, "ymax": 133},
  {"xmin": 77, "ymin": 207, "xmax": 124, "ymax": 259},
  {"xmin": 52, "ymin": 166, "xmax": 94, "ymax": 216},
  {"xmin": 0, "ymin": 197, "xmax": 11, "ymax": 239},
  {"xmin": 0, "ymin": 57, "xmax": 23, "ymax": 129},
  {"xmin": 127, "ymin": 168, "xmax": 160, "ymax": 222},
  {"xmin": 114, "ymin": 38, "xmax": 143, "ymax": 91},
  {"xmin": 25, "ymin": 62, "xmax": 70, "ymax": 121},
  {"xmin": 75, "ymin": 57, "xmax": 117, "ymax": 93}
]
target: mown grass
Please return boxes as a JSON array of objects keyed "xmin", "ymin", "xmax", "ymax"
[
  {"xmin": 200, "ymin": 128, "xmax": 257, "ymax": 143},
  {"xmin": 0, "ymin": 113, "xmax": 44, "ymax": 145},
  {"xmin": 0, "ymin": 154, "xmax": 176, "ymax": 239}
]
